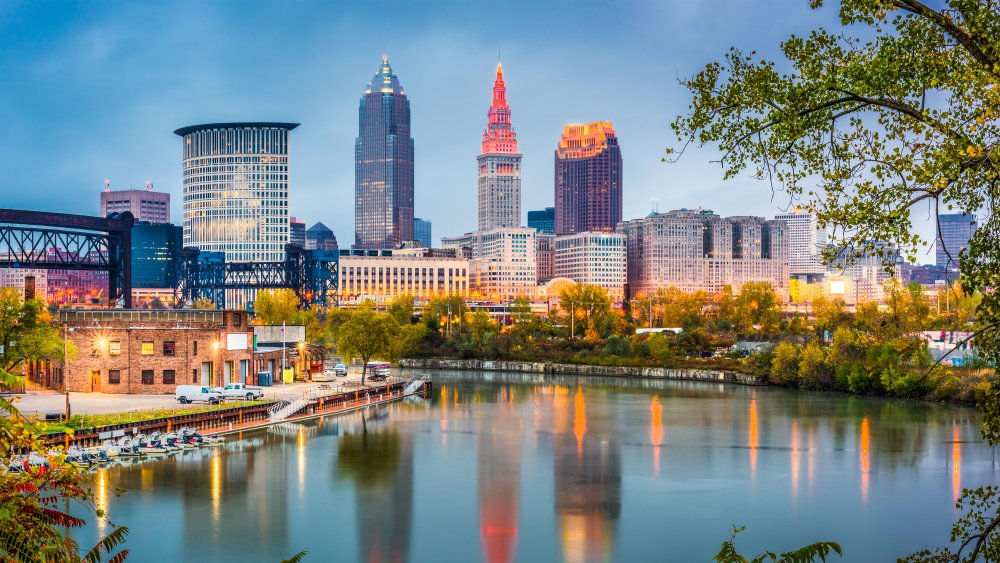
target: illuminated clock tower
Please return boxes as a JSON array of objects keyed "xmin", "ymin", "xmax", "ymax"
[{"xmin": 477, "ymin": 63, "xmax": 522, "ymax": 231}]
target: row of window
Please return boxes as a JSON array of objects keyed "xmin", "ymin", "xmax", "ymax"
[
  {"xmin": 100, "ymin": 340, "xmax": 198, "ymax": 357},
  {"xmin": 108, "ymin": 369, "xmax": 177, "ymax": 385}
]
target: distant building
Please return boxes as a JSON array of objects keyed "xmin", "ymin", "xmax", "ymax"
[
  {"xmin": 176, "ymin": 122, "xmax": 297, "ymax": 263},
  {"xmin": 337, "ymin": 250, "xmax": 468, "ymax": 303},
  {"xmin": 825, "ymin": 242, "xmax": 901, "ymax": 304},
  {"xmin": 413, "ymin": 218, "xmax": 433, "ymax": 248},
  {"xmin": 442, "ymin": 228, "xmax": 537, "ymax": 300},
  {"xmin": 290, "ymin": 217, "xmax": 307, "ymax": 248},
  {"xmin": 618, "ymin": 209, "xmax": 789, "ymax": 298},
  {"xmin": 355, "ymin": 56, "xmax": 414, "ymax": 249},
  {"xmin": 478, "ymin": 63, "xmax": 522, "ymax": 231},
  {"xmin": 0, "ymin": 268, "xmax": 47, "ymax": 301},
  {"xmin": 131, "ymin": 222, "xmax": 183, "ymax": 289},
  {"xmin": 528, "ymin": 207, "xmax": 555, "ymax": 234},
  {"xmin": 554, "ymin": 231, "xmax": 627, "ymax": 302},
  {"xmin": 936, "ymin": 213, "xmax": 976, "ymax": 270},
  {"xmin": 555, "ymin": 122, "xmax": 622, "ymax": 235},
  {"xmin": 774, "ymin": 208, "xmax": 826, "ymax": 275},
  {"xmin": 100, "ymin": 184, "xmax": 170, "ymax": 224},
  {"xmin": 305, "ymin": 222, "xmax": 339, "ymax": 251},
  {"xmin": 536, "ymin": 233, "xmax": 555, "ymax": 282}
]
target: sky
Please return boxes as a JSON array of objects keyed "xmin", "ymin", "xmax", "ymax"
[{"xmin": 0, "ymin": 0, "xmax": 942, "ymax": 262}]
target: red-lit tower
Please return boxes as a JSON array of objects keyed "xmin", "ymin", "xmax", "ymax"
[{"xmin": 477, "ymin": 63, "xmax": 522, "ymax": 231}]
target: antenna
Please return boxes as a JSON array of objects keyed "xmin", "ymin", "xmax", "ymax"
[
  {"xmin": 104, "ymin": 179, "xmax": 111, "ymax": 192},
  {"xmin": 146, "ymin": 181, "xmax": 153, "ymax": 191}
]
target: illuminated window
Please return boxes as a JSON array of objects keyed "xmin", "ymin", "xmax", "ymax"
[
  {"xmin": 109, "ymin": 341, "xmax": 122, "ymax": 356},
  {"xmin": 141, "ymin": 342, "xmax": 154, "ymax": 355}
]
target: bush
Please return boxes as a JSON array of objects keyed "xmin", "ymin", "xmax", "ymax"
[
  {"xmin": 770, "ymin": 342, "xmax": 800, "ymax": 385},
  {"xmin": 603, "ymin": 335, "xmax": 632, "ymax": 358}
]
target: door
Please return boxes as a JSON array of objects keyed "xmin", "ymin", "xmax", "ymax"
[
  {"xmin": 201, "ymin": 362, "xmax": 212, "ymax": 386},
  {"xmin": 239, "ymin": 360, "xmax": 248, "ymax": 384},
  {"xmin": 90, "ymin": 369, "xmax": 101, "ymax": 393},
  {"xmin": 224, "ymin": 361, "xmax": 234, "ymax": 385}
]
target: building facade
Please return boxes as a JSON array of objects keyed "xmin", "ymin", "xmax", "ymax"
[
  {"xmin": 618, "ymin": 209, "xmax": 789, "ymax": 298},
  {"xmin": 774, "ymin": 208, "xmax": 827, "ymax": 275},
  {"xmin": 355, "ymin": 56, "xmax": 414, "ymax": 249},
  {"xmin": 528, "ymin": 207, "xmax": 555, "ymax": 234},
  {"xmin": 100, "ymin": 185, "xmax": 170, "ymax": 223},
  {"xmin": 554, "ymin": 122, "xmax": 622, "ymax": 235},
  {"xmin": 469, "ymin": 228, "xmax": 537, "ymax": 301},
  {"xmin": 55, "ymin": 309, "xmax": 253, "ymax": 394},
  {"xmin": 176, "ymin": 122, "xmax": 297, "ymax": 263},
  {"xmin": 536, "ymin": 233, "xmax": 555, "ymax": 283},
  {"xmin": 0, "ymin": 268, "xmax": 47, "ymax": 301},
  {"xmin": 290, "ymin": 217, "xmax": 306, "ymax": 248},
  {"xmin": 554, "ymin": 231, "xmax": 627, "ymax": 301},
  {"xmin": 337, "ymin": 250, "xmax": 469, "ymax": 303},
  {"xmin": 306, "ymin": 222, "xmax": 339, "ymax": 251},
  {"xmin": 131, "ymin": 222, "xmax": 182, "ymax": 289},
  {"xmin": 936, "ymin": 213, "xmax": 977, "ymax": 270},
  {"xmin": 478, "ymin": 63, "xmax": 522, "ymax": 231},
  {"xmin": 413, "ymin": 217, "xmax": 432, "ymax": 248}
]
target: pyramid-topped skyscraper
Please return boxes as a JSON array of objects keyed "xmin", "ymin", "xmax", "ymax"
[
  {"xmin": 355, "ymin": 55, "xmax": 414, "ymax": 249},
  {"xmin": 477, "ymin": 63, "xmax": 522, "ymax": 231}
]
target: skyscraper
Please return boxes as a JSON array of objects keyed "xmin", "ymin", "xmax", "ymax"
[
  {"xmin": 355, "ymin": 55, "xmax": 414, "ymax": 249},
  {"xmin": 100, "ymin": 182, "xmax": 170, "ymax": 224},
  {"xmin": 305, "ymin": 222, "xmax": 339, "ymax": 251},
  {"xmin": 478, "ymin": 63, "xmax": 522, "ymax": 231},
  {"xmin": 554, "ymin": 122, "xmax": 622, "ymax": 235},
  {"xmin": 527, "ymin": 207, "xmax": 555, "ymax": 234},
  {"xmin": 936, "ymin": 213, "xmax": 977, "ymax": 270},
  {"xmin": 175, "ymin": 122, "xmax": 297, "ymax": 263},
  {"xmin": 413, "ymin": 217, "xmax": 432, "ymax": 248},
  {"xmin": 774, "ymin": 208, "xmax": 827, "ymax": 275},
  {"xmin": 289, "ymin": 217, "xmax": 306, "ymax": 248}
]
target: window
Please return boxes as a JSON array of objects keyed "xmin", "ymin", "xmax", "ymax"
[
  {"xmin": 141, "ymin": 342, "xmax": 154, "ymax": 355},
  {"xmin": 193, "ymin": 341, "xmax": 198, "ymax": 355},
  {"xmin": 109, "ymin": 341, "xmax": 122, "ymax": 356},
  {"xmin": 108, "ymin": 370, "xmax": 121, "ymax": 384},
  {"xmin": 163, "ymin": 341, "xmax": 176, "ymax": 356},
  {"xmin": 141, "ymin": 370, "xmax": 154, "ymax": 384},
  {"xmin": 163, "ymin": 370, "xmax": 175, "ymax": 384},
  {"xmin": 192, "ymin": 368, "xmax": 198, "ymax": 383}
]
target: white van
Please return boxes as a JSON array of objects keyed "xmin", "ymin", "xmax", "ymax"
[{"xmin": 175, "ymin": 385, "xmax": 223, "ymax": 405}]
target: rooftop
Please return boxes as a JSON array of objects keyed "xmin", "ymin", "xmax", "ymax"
[{"xmin": 173, "ymin": 122, "xmax": 300, "ymax": 136}]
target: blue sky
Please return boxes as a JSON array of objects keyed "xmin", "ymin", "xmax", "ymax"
[{"xmin": 0, "ymin": 0, "xmax": 941, "ymax": 261}]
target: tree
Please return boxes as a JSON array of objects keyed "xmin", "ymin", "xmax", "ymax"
[
  {"xmin": 336, "ymin": 309, "xmax": 401, "ymax": 385},
  {"xmin": 734, "ymin": 282, "xmax": 781, "ymax": 333},
  {"xmin": 798, "ymin": 340, "xmax": 832, "ymax": 389},
  {"xmin": 714, "ymin": 525, "xmax": 841, "ymax": 563},
  {"xmin": 770, "ymin": 341, "xmax": 800, "ymax": 385},
  {"xmin": 558, "ymin": 284, "xmax": 612, "ymax": 337},
  {"xmin": 0, "ymin": 289, "xmax": 129, "ymax": 561},
  {"xmin": 671, "ymin": 0, "xmax": 1000, "ymax": 557},
  {"xmin": 253, "ymin": 289, "xmax": 300, "ymax": 326},
  {"xmin": 387, "ymin": 294, "xmax": 416, "ymax": 326},
  {"xmin": 192, "ymin": 297, "xmax": 216, "ymax": 310}
]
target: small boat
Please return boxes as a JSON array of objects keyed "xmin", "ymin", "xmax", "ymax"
[
  {"xmin": 64, "ymin": 445, "xmax": 91, "ymax": 466},
  {"xmin": 136, "ymin": 434, "xmax": 169, "ymax": 455}
]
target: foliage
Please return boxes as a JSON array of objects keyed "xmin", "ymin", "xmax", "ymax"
[
  {"xmin": 770, "ymin": 341, "xmax": 800, "ymax": 384},
  {"xmin": 798, "ymin": 341, "xmax": 832, "ymax": 389},
  {"xmin": 336, "ymin": 308, "xmax": 401, "ymax": 385},
  {"xmin": 558, "ymin": 284, "xmax": 612, "ymax": 337},
  {"xmin": 387, "ymin": 294, "xmax": 416, "ymax": 326},
  {"xmin": 0, "ymin": 289, "xmax": 66, "ymax": 375},
  {"xmin": 191, "ymin": 297, "xmax": 216, "ymax": 310},
  {"xmin": 714, "ymin": 526, "xmax": 842, "ymax": 563},
  {"xmin": 733, "ymin": 283, "xmax": 782, "ymax": 333}
]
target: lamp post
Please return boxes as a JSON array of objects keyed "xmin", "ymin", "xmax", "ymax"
[{"xmin": 62, "ymin": 325, "xmax": 74, "ymax": 420}]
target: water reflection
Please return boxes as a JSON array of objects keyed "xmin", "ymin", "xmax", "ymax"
[
  {"xmin": 953, "ymin": 424, "xmax": 962, "ymax": 502},
  {"xmin": 748, "ymin": 396, "xmax": 758, "ymax": 479},
  {"xmin": 478, "ymin": 389, "xmax": 520, "ymax": 563},
  {"xmin": 860, "ymin": 417, "xmax": 870, "ymax": 504},
  {"xmin": 790, "ymin": 420, "xmax": 799, "ymax": 500},
  {"xmin": 650, "ymin": 396, "xmax": 663, "ymax": 476}
]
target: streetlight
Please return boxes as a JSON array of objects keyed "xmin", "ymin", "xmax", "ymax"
[{"xmin": 63, "ymin": 325, "xmax": 74, "ymax": 421}]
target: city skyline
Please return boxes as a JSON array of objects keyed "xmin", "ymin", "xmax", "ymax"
[{"xmin": 0, "ymin": 1, "xmax": 951, "ymax": 263}]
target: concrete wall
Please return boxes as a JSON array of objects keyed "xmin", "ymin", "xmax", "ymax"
[{"xmin": 399, "ymin": 358, "xmax": 762, "ymax": 385}]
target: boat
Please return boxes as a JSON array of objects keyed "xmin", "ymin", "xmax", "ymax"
[{"xmin": 136, "ymin": 434, "xmax": 168, "ymax": 455}]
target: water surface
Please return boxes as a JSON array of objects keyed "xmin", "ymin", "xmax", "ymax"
[{"xmin": 75, "ymin": 370, "xmax": 997, "ymax": 561}]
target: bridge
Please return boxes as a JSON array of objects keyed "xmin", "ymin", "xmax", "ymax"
[
  {"xmin": 0, "ymin": 209, "xmax": 134, "ymax": 307},
  {"xmin": 175, "ymin": 245, "xmax": 338, "ymax": 309}
]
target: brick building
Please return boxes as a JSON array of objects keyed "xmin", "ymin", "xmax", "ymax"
[{"xmin": 57, "ymin": 309, "xmax": 253, "ymax": 394}]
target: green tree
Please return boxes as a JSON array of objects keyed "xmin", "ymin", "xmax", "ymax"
[
  {"xmin": 811, "ymin": 296, "xmax": 849, "ymax": 337},
  {"xmin": 770, "ymin": 341, "xmax": 800, "ymax": 385},
  {"xmin": 336, "ymin": 309, "xmax": 401, "ymax": 385},
  {"xmin": 798, "ymin": 341, "xmax": 832, "ymax": 389},
  {"xmin": 0, "ymin": 289, "xmax": 66, "ymax": 377},
  {"xmin": 671, "ymin": 0, "xmax": 1000, "ymax": 557},
  {"xmin": 734, "ymin": 282, "xmax": 781, "ymax": 333},
  {"xmin": 558, "ymin": 284, "xmax": 612, "ymax": 337},
  {"xmin": 387, "ymin": 294, "xmax": 416, "ymax": 326},
  {"xmin": 253, "ymin": 288, "xmax": 301, "ymax": 326}
]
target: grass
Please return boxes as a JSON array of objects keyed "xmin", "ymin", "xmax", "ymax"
[{"xmin": 35, "ymin": 400, "xmax": 272, "ymax": 435}]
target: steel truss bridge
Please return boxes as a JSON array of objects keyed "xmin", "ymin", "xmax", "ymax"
[
  {"xmin": 176, "ymin": 246, "xmax": 338, "ymax": 309},
  {"xmin": 0, "ymin": 209, "xmax": 134, "ymax": 307}
]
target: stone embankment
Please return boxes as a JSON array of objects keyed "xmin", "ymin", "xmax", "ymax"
[{"xmin": 399, "ymin": 358, "xmax": 762, "ymax": 386}]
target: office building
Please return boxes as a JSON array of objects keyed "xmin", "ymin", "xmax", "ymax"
[
  {"xmin": 414, "ymin": 217, "xmax": 432, "ymax": 248},
  {"xmin": 536, "ymin": 233, "xmax": 555, "ymax": 283},
  {"xmin": 774, "ymin": 208, "xmax": 827, "ymax": 275},
  {"xmin": 176, "ymin": 122, "xmax": 297, "ymax": 263},
  {"xmin": 554, "ymin": 231, "xmax": 627, "ymax": 301},
  {"xmin": 936, "ymin": 213, "xmax": 977, "ymax": 270},
  {"xmin": 306, "ymin": 222, "xmax": 339, "ymax": 251},
  {"xmin": 290, "ymin": 217, "xmax": 306, "ymax": 248},
  {"xmin": 100, "ymin": 183, "xmax": 170, "ymax": 223},
  {"xmin": 618, "ymin": 209, "xmax": 789, "ymax": 298},
  {"xmin": 0, "ymin": 268, "xmax": 47, "ymax": 301},
  {"xmin": 478, "ymin": 63, "xmax": 522, "ymax": 231},
  {"xmin": 355, "ymin": 55, "xmax": 414, "ymax": 249},
  {"xmin": 528, "ymin": 207, "xmax": 555, "ymax": 234},
  {"xmin": 826, "ymin": 242, "xmax": 901, "ymax": 304},
  {"xmin": 469, "ymin": 228, "xmax": 537, "ymax": 301},
  {"xmin": 337, "ymin": 250, "xmax": 469, "ymax": 303},
  {"xmin": 554, "ymin": 122, "xmax": 622, "ymax": 235},
  {"xmin": 131, "ymin": 222, "xmax": 182, "ymax": 289}
]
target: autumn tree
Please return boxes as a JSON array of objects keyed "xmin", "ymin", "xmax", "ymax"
[
  {"xmin": 253, "ymin": 288, "xmax": 301, "ymax": 326},
  {"xmin": 558, "ymin": 284, "xmax": 612, "ymax": 337},
  {"xmin": 336, "ymin": 309, "xmax": 401, "ymax": 385}
]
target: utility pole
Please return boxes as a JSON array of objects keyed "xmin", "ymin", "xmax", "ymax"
[
  {"xmin": 281, "ymin": 321, "xmax": 286, "ymax": 385},
  {"xmin": 570, "ymin": 301, "xmax": 575, "ymax": 339},
  {"xmin": 63, "ymin": 324, "xmax": 72, "ymax": 420}
]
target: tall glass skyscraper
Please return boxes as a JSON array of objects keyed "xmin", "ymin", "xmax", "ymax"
[
  {"xmin": 554, "ymin": 122, "xmax": 623, "ymax": 235},
  {"xmin": 355, "ymin": 55, "xmax": 414, "ymax": 249},
  {"xmin": 478, "ymin": 63, "xmax": 522, "ymax": 231},
  {"xmin": 175, "ymin": 122, "xmax": 298, "ymax": 263},
  {"xmin": 413, "ymin": 217, "xmax": 432, "ymax": 248},
  {"xmin": 936, "ymin": 213, "xmax": 977, "ymax": 270}
]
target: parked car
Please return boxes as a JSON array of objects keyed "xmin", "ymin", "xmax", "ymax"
[
  {"xmin": 175, "ymin": 385, "xmax": 223, "ymax": 405},
  {"xmin": 334, "ymin": 364, "xmax": 348, "ymax": 376},
  {"xmin": 216, "ymin": 383, "xmax": 264, "ymax": 401}
]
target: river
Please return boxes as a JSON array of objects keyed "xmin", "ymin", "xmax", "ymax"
[{"xmin": 73, "ymin": 369, "xmax": 997, "ymax": 561}]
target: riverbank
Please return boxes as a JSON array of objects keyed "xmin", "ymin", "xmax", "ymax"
[{"xmin": 400, "ymin": 358, "xmax": 763, "ymax": 385}]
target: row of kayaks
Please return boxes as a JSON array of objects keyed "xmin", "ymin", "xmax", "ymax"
[{"xmin": 4, "ymin": 427, "xmax": 225, "ymax": 473}]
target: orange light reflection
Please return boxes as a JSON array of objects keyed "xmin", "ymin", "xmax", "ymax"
[{"xmin": 650, "ymin": 395, "xmax": 663, "ymax": 476}]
